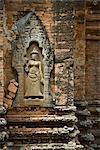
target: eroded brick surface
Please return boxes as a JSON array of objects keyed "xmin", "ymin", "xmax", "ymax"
[{"xmin": 75, "ymin": 1, "xmax": 100, "ymax": 150}]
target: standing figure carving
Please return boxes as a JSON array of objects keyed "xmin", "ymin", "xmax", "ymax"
[{"xmin": 24, "ymin": 47, "xmax": 44, "ymax": 98}]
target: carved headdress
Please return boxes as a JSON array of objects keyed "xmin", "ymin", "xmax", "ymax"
[{"xmin": 31, "ymin": 48, "xmax": 38, "ymax": 55}]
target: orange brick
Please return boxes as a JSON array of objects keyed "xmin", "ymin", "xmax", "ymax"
[
  {"xmin": 8, "ymin": 83, "xmax": 17, "ymax": 93},
  {"xmin": 4, "ymin": 97, "xmax": 13, "ymax": 109}
]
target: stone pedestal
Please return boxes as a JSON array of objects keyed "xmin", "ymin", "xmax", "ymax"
[{"xmin": 5, "ymin": 106, "xmax": 83, "ymax": 150}]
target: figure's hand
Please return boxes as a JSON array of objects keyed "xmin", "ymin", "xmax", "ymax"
[
  {"xmin": 41, "ymin": 78, "xmax": 44, "ymax": 84},
  {"xmin": 25, "ymin": 65, "xmax": 29, "ymax": 72},
  {"xmin": 24, "ymin": 57, "xmax": 28, "ymax": 64}
]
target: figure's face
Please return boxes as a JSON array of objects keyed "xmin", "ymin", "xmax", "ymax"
[{"xmin": 31, "ymin": 53, "xmax": 38, "ymax": 60}]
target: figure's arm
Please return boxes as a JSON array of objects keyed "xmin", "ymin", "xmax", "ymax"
[
  {"xmin": 25, "ymin": 61, "xmax": 30, "ymax": 72},
  {"xmin": 39, "ymin": 62, "xmax": 44, "ymax": 84}
]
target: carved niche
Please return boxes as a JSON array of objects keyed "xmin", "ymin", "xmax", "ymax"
[{"xmin": 12, "ymin": 12, "xmax": 53, "ymax": 107}]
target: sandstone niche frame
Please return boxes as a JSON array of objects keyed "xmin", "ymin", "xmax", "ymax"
[{"xmin": 12, "ymin": 12, "xmax": 53, "ymax": 107}]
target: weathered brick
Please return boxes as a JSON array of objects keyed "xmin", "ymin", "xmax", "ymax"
[
  {"xmin": 8, "ymin": 83, "xmax": 18, "ymax": 93},
  {"xmin": 4, "ymin": 97, "xmax": 13, "ymax": 109}
]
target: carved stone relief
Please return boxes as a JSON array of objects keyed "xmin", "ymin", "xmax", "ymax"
[
  {"xmin": 24, "ymin": 43, "xmax": 44, "ymax": 99},
  {"xmin": 12, "ymin": 12, "xmax": 53, "ymax": 107}
]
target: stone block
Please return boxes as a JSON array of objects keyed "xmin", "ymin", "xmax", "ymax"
[
  {"xmin": 9, "ymin": 92, "xmax": 16, "ymax": 99},
  {"xmin": 10, "ymin": 79, "xmax": 16, "ymax": 83},
  {"xmin": 0, "ymin": 118, "xmax": 7, "ymax": 126},
  {"xmin": 8, "ymin": 83, "xmax": 17, "ymax": 93},
  {"xmin": 56, "ymin": 95, "xmax": 67, "ymax": 106},
  {"xmin": 0, "ymin": 106, "xmax": 6, "ymax": 114},
  {"xmin": 52, "ymin": 85, "xmax": 61, "ymax": 93},
  {"xmin": 6, "ymin": 94, "xmax": 12, "ymax": 100},
  {"xmin": 4, "ymin": 97, "xmax": 13, "ymax": 109},
  {"xmin": 13, "ymin": 81, "xmax": 19, "ymax": 87},
  {"xmin": 3, "ymin": 103, "xmax": 8, "ymax": 109},
  {"xmin": 10, "ymin": 79, "xmax": 18, "ymax": 86},
  {"xmin": 55, "ymin": 63, "xmax": 65, "ymax": 74}
]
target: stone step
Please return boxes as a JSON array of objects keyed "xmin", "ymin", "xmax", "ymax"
[
  {"xmin": 86, "ymin": 25, "xmax": 100, "ymax": 30},
  {"xmin": 80, "ymin": 133, "xmax": 95, "ymax": 142},
  {"xmin": 86, "ymin": 15, "xmax": 100, "ymax": 21},
  {"xmin": 86, "ymin": 35, "xmax": 100, "ymax": 40},
  {"xmin": 76, "ymin": 109, "xmax": 90, "ymax": 116},
  {"xmin": 8, "ymin": 126, "xmax": 80, "ymax": 144},
  {"xmin": 6, "ymin": 106, "xmax": 76, "ymax": 115},
  {"xmin": 6, "ymin": 114, "xmax": 77, "ymax": 123},
  {"xmin": 7, "ymin": 142, "xmax": 84, "ymax": 150},
  {"xmin": 91, "ymin": 144, "xmax": 100, "ymax": 150},
  {"xmin": 8, "ymin": 127, "xmax": 79, "ymax": 136},
  {"xmin": 54, "ymin": 106, "xmax": 76, "ymax": 112}
]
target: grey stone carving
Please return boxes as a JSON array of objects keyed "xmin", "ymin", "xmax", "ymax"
[
  {"xmin": 0, "ymin": 105, "xmax": 8, "ymax": 146},
  {"xmin": 24, "ymin": 46, "xmax": 44, "ymax": 98},
  {"xmin": 13, "ymin": 12, "xmax": 33, "ymax": 33},
  {"xmin": 12, "ymin": 12, "xmax": 53, "ymax": 107},
  {"xmin": 0, "ymin": 118, "xmax": 7, "ymax": 126},
  {"xmin": 0, "ymin": 131, "xmax": 8, "ymax": 142},
  {"xmin": 0, "ymin": 106, "xmax": 6, "ymax": 114}
]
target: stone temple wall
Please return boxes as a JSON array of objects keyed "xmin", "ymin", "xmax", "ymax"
[
  {"xmin": 0, "ymin": 1, "xmax": 83, "ymax": 149},
  {"xmin": 75, "ymin": 1, "xmax": 100, "ymax": 150},
  {"xmin": 0, "ymin": 0, "xmax": 99, "ymax": 150},
  {"xmin": 2, "ymin": 0, "xmax": 75, "ymax": 107}
]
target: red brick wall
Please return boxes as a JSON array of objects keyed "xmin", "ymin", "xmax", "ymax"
[
  {"xmin": 75, "ymin": 1, "xmax": 100, "ymax": 149},
  {"xmin": 4, "ymin": 0, "xmax": 75, "ymax": 106},
  {"xmin": 0, "ymin": 0, "xmax": 4, "ymax": 105},
  {"xmin": 4, "ymin": 0, "xmax": 55, "ymax": 95}
]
